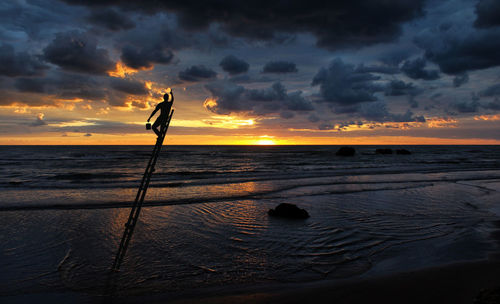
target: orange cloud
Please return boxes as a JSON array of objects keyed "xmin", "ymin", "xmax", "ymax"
[
  {"xmin": 1, "ymin": 98, "xmax": 77, "ymax": 110},
  {"xmin": 427, "ymin": 117, "xmax": 458, "ymax": 128},
  {"xmin": 14, "ymin": 107, "xmax": 30, "ymax": 114},
  {"xmin": 289, "ymin": 121, "xmax": 424, "ymax": 133},
  {"xmin": 203, "ymin": 98, "xmax": 218, "ymax": 111},
  {"xmin": 107, "ymin": 61, "xmax": 149, "ymax": 78},
  {"xmin": 379, "ymin": 122, "xmax": 424, "ymax": 129},
  {"xmin": 474, "ymin": 114, "xmax": 500, "ymax": 121}
]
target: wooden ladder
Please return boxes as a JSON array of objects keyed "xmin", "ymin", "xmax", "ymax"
[{"xmin": 111, "ymin": 109, "xmax": 174, "ymax": 271}]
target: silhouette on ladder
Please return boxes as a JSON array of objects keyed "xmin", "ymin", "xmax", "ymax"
[{"xmin": 111, "ymin": 88, "xmax": 174, "ymax": 272}]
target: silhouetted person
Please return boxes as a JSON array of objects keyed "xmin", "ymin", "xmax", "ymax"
[{"xmin": 147, "ymin": 88, "xmax": 173, "ymax": 138}]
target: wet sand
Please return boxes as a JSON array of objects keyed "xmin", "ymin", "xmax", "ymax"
[
  {"xmin": 170, "ymin": 259, "xmax": 500, "ymax": 304},
  {"xmin": 3, "ymin": 259, "xmax": 500, "ymax": 304}
]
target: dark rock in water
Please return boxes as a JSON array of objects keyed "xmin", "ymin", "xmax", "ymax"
[
  {"xmin": 474, "ymin": 286, "xmax": 500, "ymax": 304},
  {"xmin": 336, "ymin": 147, "xmax": 355, "ymax": 156},
  {"xmin": 396, "ymin": 149, "xmax": 411, "ymax": 155},
  {"xmin": 268, "ymin": 203, "xmax": 309, "ymax": 219},
  {"xmin": 375, "ymin": 148, "xmax": 393, "ymax": 154}
]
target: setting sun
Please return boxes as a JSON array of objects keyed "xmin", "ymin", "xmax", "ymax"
[{"xmin": 255, "ymin": 139, "xmax": 276, "ymax": 145}]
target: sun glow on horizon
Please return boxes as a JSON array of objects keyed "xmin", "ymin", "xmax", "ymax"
[
  {"xmin": 255, "ymin": 139, "xmax": 276, "ymax": 145},
  {"xmin": 255, "ymin": 135, "xmax": 277, "ymax": 145}
]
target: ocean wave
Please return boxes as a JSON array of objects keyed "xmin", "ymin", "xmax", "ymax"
[
  {"xmin": 49, "ymin": 172, "xmax": 128, "ymax": 180},
  {"xmin": 0, "ymin": 181, "xmax": 455, "ymax": 211}
]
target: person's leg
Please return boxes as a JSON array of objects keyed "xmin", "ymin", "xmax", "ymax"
[
  {"xmin": 152, "ymin": 118, "xmax": 161, "ymax": 137},
  {"xmin": 158, "ymin": 115, "xmax": 168, "ymax": 135}
]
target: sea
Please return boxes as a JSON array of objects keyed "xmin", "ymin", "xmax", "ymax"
[{"xmin": 1, "ymin": 145, "xmax": 500, "ymax": 302}]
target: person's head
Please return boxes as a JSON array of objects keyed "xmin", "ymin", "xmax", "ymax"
[{"xmin": 163, "ymin": 88, "xmax": 172, "ymax": 101}]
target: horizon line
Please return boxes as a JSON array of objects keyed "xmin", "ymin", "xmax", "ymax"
[{"xmin": 1, "ymin": 144, "xmax": 499, "ymax": 146}]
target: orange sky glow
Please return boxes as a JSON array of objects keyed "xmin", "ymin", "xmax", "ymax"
[
  {"xmin": 1, "ymin": 80, "xmax": 499, "ymax": 146},
  {"xmin": 2, "ymin": 134, "xmax": 499, "ymax": 145}
]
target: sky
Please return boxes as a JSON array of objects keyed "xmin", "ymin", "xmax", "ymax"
[{"xmin": 0, "ymin": 0, "xmax": 500, "ymax": 145}]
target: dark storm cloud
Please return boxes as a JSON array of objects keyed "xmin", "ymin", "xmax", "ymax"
[
  {"xmin": 219, "ymin": 55, "xmax": 249, "ymax": 75},
  {"xmin": 262, "ymin": 61, "xmax": 298, "ymax": 74},
  {"xmin": 87, "ymin": 8, "xmax": 135, "ymax": 31},
  {"xmin": 384, "ymin": 79, "xmax": 421, "ymax": 108},
  {"xmin": 431, "ymin": 92, "xmax": 442, "ymax": 100},
  {"xmin": 13, "ymin": 72, "xmax": 146, "ymax": 108},
  {"xmin": 312, "ymin": 58, "xmax": 384, "ymax": 105},
  {"xmin": 43, "ymin": 32, "xmax": 114, "ymax": 75},
  {"xmin": 0, "ymin": 44, "xmax": 48, "ymax": 77},
  {"xmin": 415, "ymin": 26, "xmax": 500, "ymax": 74},
  {"xmin": 246, "ymin": 82, "xmax": 286, "ymax": 101},
  {"xmin": 358, "ymin": 102, "xmax": 426, "ymax": 123},
  {"xmin": 178, "ymin": 65, "xmax": 217, "ymax": 82},
  {"xmin": 227, "ymin": 74, "xmax": 274, "ymax": 84},
  {"xmin": 308, "ymin": 114, "xmax": 320, "ymax": 123},
  {"xmin": 384, "ymin": 80, "xmax": 420, "ymax": 97},
  {"xmin": 429, "ymin": 30, "xmax": 500, "ymax": 74},
  {"xmin": 328, "ymin": 102, "xmax": 425, "ymax": 124},
  {"xmin": 383, "ymin": 79, "xmax": 422, "ymax": 109},
  {"xmin": 480, "ymin": 84, "xmax": 500, "ymax": 96},
  {"xmin": 116, "ymin": 23, "xmax": 233, "ymax": 71},
  {"xmin": 408, "ymin": 97, "xmax": 419, "ymax": 109},
  {"xmin": 453, "ymin": 73, "xmax": 469, "ymax": 88},
  {"xmin": 14, "ymin": 71, "xmax": 107, "ymax": 101},
  {"xmin": 453, "ymin": 100, "xmax": 480, "ymax": 113},
  {"xmin": 333, "ymin": 105, "xmax": 360, "ymax": 114},
  {"xmin": 15, "ymin": 78, "xmax": 46, "ymax": 93},
  {"xmin": 52, "ymin": 73, "xmax": 108, "ymax": 100},
  {"xmin": 204, "ymin": 81, "xmax": 312, "ymax": 116},
  {"xmin": 285, "ymin": 91, "xmax": 315, "ymax": 111},
  {"xmin": 380, "ymin": 48, "xmax": 414, "ymax": 66},
  {"xmin": 61, "ymin": 0, "xmax": 426, "ymax": 50},
  {"xmin": 474, "ymin": 0, "xmax": 500, "ymax": 28},
  {"xmin": 204, "ymin": 81, "xmax": 245, "ymax": 113},
  {"xmin": 484, "ymin": 98, "xmax": 500, "ymax": 110},
  {"xmin": 109, "ymin": 77, "xmax": 148, "ymax": 95},
  {"xmin": 121, "ymin": 45, "xmax": 174, "ymax": 69},
  {"xmin": 354, "ymin": 64, "xmax": 400, "ymax": 75},
  {"xmin": 0, "ymin": 0, "xmax": 88, "ymax": 40},
  {"xmin": 401, "ymin": 58, "xmax": 440, "ymax": 80}
]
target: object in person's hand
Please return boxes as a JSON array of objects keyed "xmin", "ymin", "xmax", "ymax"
[{"xmin": 146, "ymin": 123, "xmax": 151, "ymax": 130}]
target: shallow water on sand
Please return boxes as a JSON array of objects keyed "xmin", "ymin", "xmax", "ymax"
[{"xmin": 0, "ymin": 145, "xmax": 499, "ymax": 299}]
